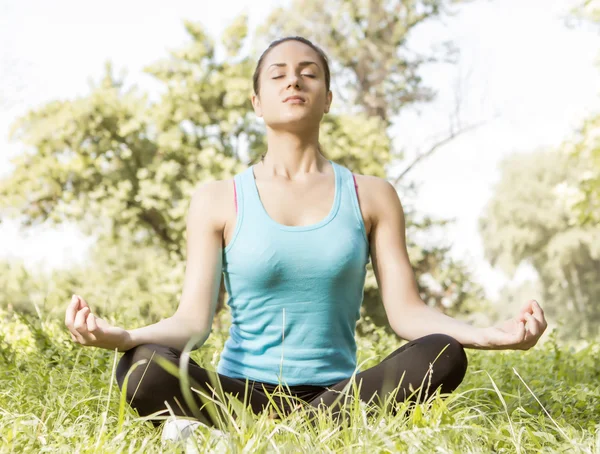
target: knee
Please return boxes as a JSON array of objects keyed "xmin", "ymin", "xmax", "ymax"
[
  {"xmin": 421, "ymin": 333, "xmax": 468, "ymax": 382},
  {"xmin": 116, "ymin": 343, "xmax": 178, "ymax": 410}
]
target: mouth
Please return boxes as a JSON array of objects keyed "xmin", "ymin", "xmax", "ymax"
[{"xmin": 283, "ymin": 95, "xmax": 306, "ymax": 103}]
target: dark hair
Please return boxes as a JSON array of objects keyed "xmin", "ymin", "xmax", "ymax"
[{"xmin": 251, "ymin": 36, "xmax": 331, "ymax": 164}]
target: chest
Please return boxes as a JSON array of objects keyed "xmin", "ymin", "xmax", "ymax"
[
  {"xmin": 223, "ymin": 174, "xmax": 372, "ymax": 248},
  {"xmin": 255, "ymin": 176, "xmax": 337, "ymax": 227}
]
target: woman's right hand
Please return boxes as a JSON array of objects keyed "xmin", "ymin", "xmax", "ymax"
[{"xmin": 65, "ymin": 294, "xmax": 132, "ymax": 352}]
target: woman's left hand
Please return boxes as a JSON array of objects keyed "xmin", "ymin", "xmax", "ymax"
[{"xmin": 481, "ymin": 299, "xmax": 548, "ymax": 350}]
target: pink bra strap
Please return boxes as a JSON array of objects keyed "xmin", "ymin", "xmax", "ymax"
[
  {"xmin": 233, "ymin": 180, "xmax": 237, "ymax": 214},
  {"xmin": 352, "ymin": 173, "xmax": 359, "ymax": 204}
]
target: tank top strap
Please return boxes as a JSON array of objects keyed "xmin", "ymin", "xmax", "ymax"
[
  {"xmin": 337, "ymin": 165, "xmax": 361, "ymax": 216},
  {"xmin": 234, "ymin": 165, "xmax": 269, "ymax": 211},
  {"xmin": 336, "ymin": 164, "xmax": 369, "ymax": 248},
  {"xmin": 219, "ymin": 159, "xmax": 371, "ymax": 386},
  {"xmin": 236, "ymin": 162, "xmax": 358, "ymax": 214},
  {"xmin": 224, "ymin": 170, "xmax": 249, "ymax": 254},
  {"xmin": 239, "ymin": 165, "xmax": 262, "ymax": 213}
]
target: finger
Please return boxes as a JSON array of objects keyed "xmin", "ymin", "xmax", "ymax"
[
  {"xmin": 65, "ymin": 294, "xmax": 81, "ymax": 327},
  {"xmin": 87, "ymin": 312, "xmax": 98, "ymax": 333},
  {"xmin": 74, "ymin": 307, "xmax": 90, "ymax": 333},
  {"xmin": 66, "ymin": 295, "xmax": 86, "ymax": 340},
  {"xmin": 524, "ymin": 313, "xmax": 539, "ymax": 337},
  {"xmin": 75, "ymin": 294, "xmax": 89, "ymax": 309},
  {"xmin": 519, "ymin": 299, "xmax": 535, "ymax": 316},
  {"xmin": 531, "ymin": 301, "xmax": 546, "ymax": 327},
  {"xmin": 76, "ymin": 308, "xmax": 99, "ymax": 345},
  {"xmin": 69, "ymin": 329, "xmax": 86, "ymax": 345},
  {"xmin": 535, "ymin": 301, "xmax": 548, "ymax": 331},
  {"xmin": 83, "ymin": 317, "xmax": 98, "ymax": 343}
]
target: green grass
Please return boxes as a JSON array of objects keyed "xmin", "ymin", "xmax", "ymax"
[{"xmin": 2, "ymin": 307, "xmax": 599, "ymax": 453}]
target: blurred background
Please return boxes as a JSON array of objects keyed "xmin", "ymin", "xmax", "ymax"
[{"xmin": 1, "ymin": 0, "xmax": 599, "ymax": 340}]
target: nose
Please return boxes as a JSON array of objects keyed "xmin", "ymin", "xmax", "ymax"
[{"xmin": 286, "ymin": 72, "xmax": 302, "ymax": 89}]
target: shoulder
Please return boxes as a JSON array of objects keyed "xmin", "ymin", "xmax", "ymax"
[
  {"xmin": 188, "ymin": 178, "xmax": 235, "ymax": 233},
  {"xmin": 351, "ymin": 173, "xmax": 403, "ymax": 221},
  {"xmin": 354, "ymin": 173, "xmax": 404, "ymax": 231},
  {"xmin": 351, "ymin": 173, "xmax": 395, "ymax": 194}
]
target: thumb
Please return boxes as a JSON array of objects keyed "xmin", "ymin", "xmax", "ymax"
[{"xmin": 87, "ymin": 312, "xmax": 98, "ymax": 332}]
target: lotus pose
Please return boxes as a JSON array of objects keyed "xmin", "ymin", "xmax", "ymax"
[{"xmin": 64, "ymin": 36, "xmax": 547, "ymax": 434}]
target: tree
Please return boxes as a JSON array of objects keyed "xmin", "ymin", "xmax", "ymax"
[
  {"xmin": 479, "ymin": 149, "xmax": 600, "ymax": 339},
  {"xmin": 1, "ymin": 4, "xmax": 489, "ymax": 329},
  {"xmin": 561, "ymin": 0, "xmax": 600, "ymax": 226},
  {"xmin": 0, "ymin": 19, "xmax": 253, "ymax": 315},
  {"xmin": 256, "ymin": 0, "xmax": 491, "ymax": 325},
  {"xmin": 563, "ymin": 114, "xmax": 600, "ymax": 226},
  {"xmin": 479, "ymin": 0, "xmax": 600, "ymax": 338},
  {"xmin": 256, "ymin": 0, "xmax": 468, "ymax": 123},
  {"xmin": 0, "ymin": 233, "xmax": 182, "ymax": 326},
  {"xmin": 0, "ymin": 20, "xmax": 251, "ymax": 259},
  {"xmin": 568, "ymin": 0, "xmax": 600, "ymax": 25}
]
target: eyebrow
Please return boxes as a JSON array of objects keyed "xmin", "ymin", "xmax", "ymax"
[{"xmin": 268, "ymin": 61, "xmax": 319, "ymax": 70}]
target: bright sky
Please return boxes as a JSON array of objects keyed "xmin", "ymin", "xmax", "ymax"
[{"xmin": 1, "ymin": 0, "xmax": 599, "ymax": 302}]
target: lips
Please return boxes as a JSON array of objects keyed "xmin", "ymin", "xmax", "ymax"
[{"xmin": 283, "ymin": 95, "xmax": 305, "ymax": 103}]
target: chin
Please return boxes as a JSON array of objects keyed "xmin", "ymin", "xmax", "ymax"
[{"xmin": 268, "ymin": 114, "xmax": 320, "ymax": 131}]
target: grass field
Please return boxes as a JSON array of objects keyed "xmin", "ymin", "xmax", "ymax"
[{"xmin": 2, "ymin": 307, "xmax": 599, "ymax": 453}]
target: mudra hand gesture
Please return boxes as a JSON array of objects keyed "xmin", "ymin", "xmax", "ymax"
[
  {"xmin": 64, "ymin": 294, "xmax": 131, "ymax": 352},
  {"xmin": 482, "ymin": 299, "xmax": 548, "ymax": 350}
]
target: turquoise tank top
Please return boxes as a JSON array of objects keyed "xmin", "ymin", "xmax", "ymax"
[{"xmin": 216, "ymin": 160, "xmax": 370, "ymax": 386}]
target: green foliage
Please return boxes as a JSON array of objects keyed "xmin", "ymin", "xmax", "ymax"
[
  {"xmin": 0, "ymin": 2, "xmax": 489, "ymax": 335},
  {"xmin": 565, "ymin": 113, "xmax": 600, "ymax": 226},
  {"xmin": 257, "ymin": 0, "xmax": 463, "ymax": 123},
  {"xmin": 479, "ymin": 149, "xmax": 600, "ymax": 339},
  {"xmin": 570, "ymin": 0, "xmax": 600, "ymax": 24},
  {"xmin": 2, "ymin": 305, "xmax": 599, "ymax": 452},
  {"xmin": 2, "ymin": 2, "xmax": 599, "ymax": 449},
  {"xmin": 1, "ymin": 22, "xmax": 250, "ymax": 260},
  {"xmin": 0, "ymin": 238, "xmax": 183, "ymax": 328},
  {"xmin": 562, "ymin": 2, "xmax": 600, "ymax": 236}
]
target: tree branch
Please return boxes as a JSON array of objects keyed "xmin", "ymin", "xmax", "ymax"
[{"xmin": 391, "ymin": 117, "xmax": 493, "ymax": 185}]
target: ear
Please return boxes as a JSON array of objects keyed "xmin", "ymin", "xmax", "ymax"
[
  {"xmin": 324, "ymin": 90, "xmax": 333, "ymax": 114},
  {"xmin": 251, "ymin": 93, "xmax": 263, "ymax": 118}
]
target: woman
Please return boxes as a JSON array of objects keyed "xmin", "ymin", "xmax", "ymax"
[{"xmin": 64, "ymin": 36, "xmax": 547, "ymax": 432}]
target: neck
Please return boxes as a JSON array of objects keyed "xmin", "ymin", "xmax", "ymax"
[{"xmin": 260, "ymin": 129, "xmax": 328, "ymax": 180}]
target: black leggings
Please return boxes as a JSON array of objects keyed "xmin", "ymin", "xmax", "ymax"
[{"xmin": 115, "ymin": 333, "xmax": 468, "ymax": 427}]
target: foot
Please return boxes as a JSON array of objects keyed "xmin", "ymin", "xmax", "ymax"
[
  {"xmin": 161, "ymin": 416, "xmax": 228, "ymax": 452},
  {"xmin": 161, "ymin": 417, "xmax": 203, "ymax": 444}
]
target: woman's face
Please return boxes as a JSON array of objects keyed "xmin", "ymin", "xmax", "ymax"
[{"xmin": 252, "ymin": 40, "xmax": 332, "ymax": 132}]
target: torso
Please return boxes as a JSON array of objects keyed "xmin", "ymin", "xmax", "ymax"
[{"xmin": 220, "ymin": 163, "xmax": 375, "ymax": 250}]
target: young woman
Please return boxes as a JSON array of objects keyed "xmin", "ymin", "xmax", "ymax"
[{"xmin": 64, "ymin": 36, "xmax": 547, "ymax": 431}]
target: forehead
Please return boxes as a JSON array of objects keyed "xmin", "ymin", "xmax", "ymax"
[{"xmin": 263, "ymin": 40, "xmax": 322, "ymax": 67}]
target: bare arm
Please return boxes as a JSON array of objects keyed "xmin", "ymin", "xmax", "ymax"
[
  {"xmin": 366, "ymin": 178, "xmax": 487, "ymax": 348},
  {"xmin": 366, "ymin": 177, "xmax": 547, "ymax": 350},
  {"xmin": 125, "ymin": 180, "xmax": 226, "ymax": 351}
]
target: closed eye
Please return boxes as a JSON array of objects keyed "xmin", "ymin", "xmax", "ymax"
[{"xmin": 271, "ymin": 75, "xmax": 316, "ymax": 79}]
